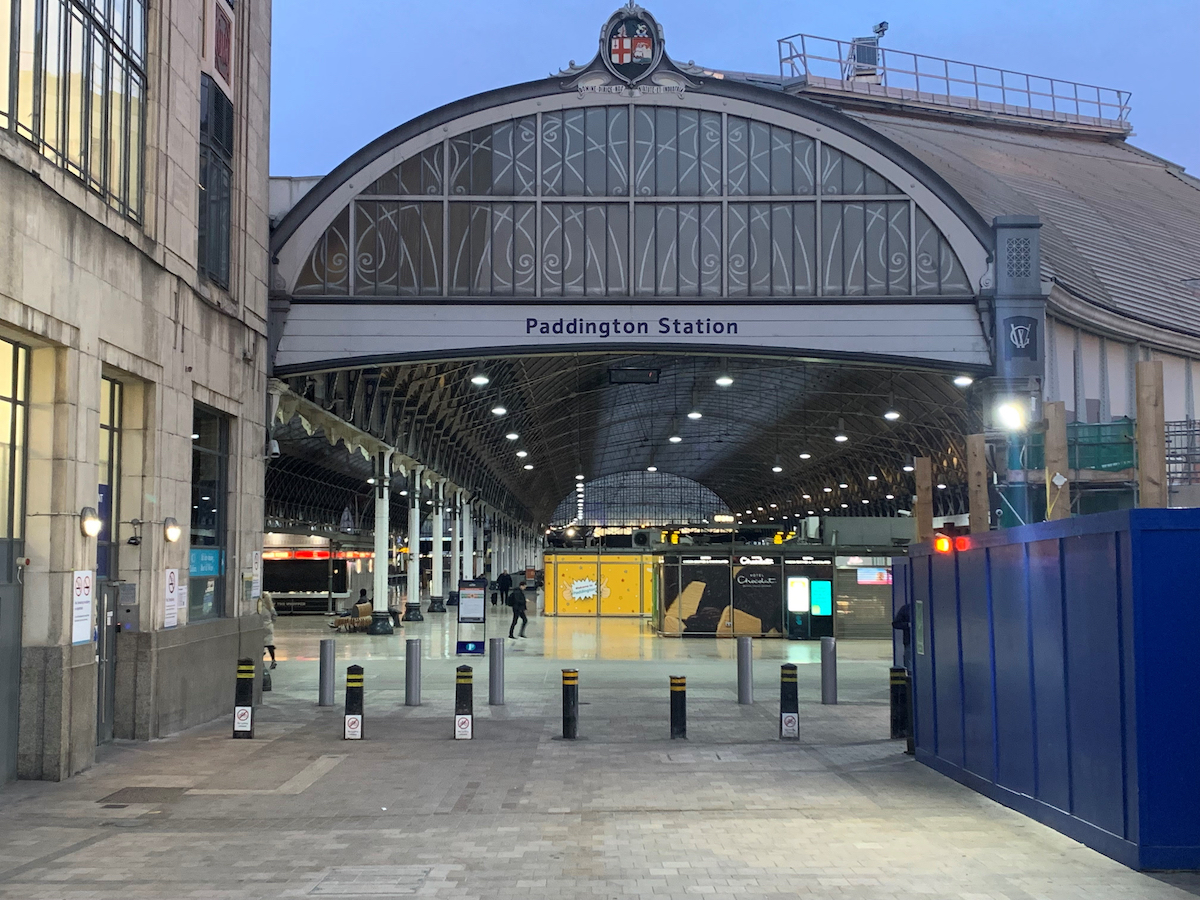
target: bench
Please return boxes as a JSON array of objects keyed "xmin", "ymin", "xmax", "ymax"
[{"xmin": 331, "ymin": 601, "xmax": 374, "ymax": 632}]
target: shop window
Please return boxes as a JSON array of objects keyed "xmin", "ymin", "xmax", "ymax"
[
  {"xmin": 198, "ymin": 74, "xmax": 234, "ymax": 288},
  {"xmin": 189, "ymin": 405, "xmax": 227, "ymax": 620},
  {"xmin": 96, "ymin": 377, "xmax": 122, "ymax": 581},
  {"xmin": 0, "ymin": 339, "xmax": 29, "ymax": 549}
]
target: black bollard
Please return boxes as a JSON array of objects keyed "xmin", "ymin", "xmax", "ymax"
[
  {"xmin": 780, "ymin": 663, "xmax": 799, "ymax": 740},
  {"xmin": 890, "ymin": 667, "xmax": 911, "ymax": 741},
  {"xmin": 344, "ymin": 665, "xmax": 364, "ymax": 739},
  {"xmin": 454, "ymin": 665, "xmax": 473, "ymax": 740},
  {"xmin": 669, "ymin": 675, "xmax": 686, "ymax": 739},
  {"xmin": 232, "ymin": 657, "xmax": 255, "ymax": 739},
  {"xmin": 562, "ymin": 669, "xmax": 579, "ymax": 740}
]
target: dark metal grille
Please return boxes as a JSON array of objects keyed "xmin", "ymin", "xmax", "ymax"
[{"xmin": 1166, "ymin": 419, "xmax": 1200, "ymax": 486}]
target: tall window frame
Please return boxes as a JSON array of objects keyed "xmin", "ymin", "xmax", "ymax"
[
  {"xmin": 198, "ymin": 72, "xmax": 234, "ymax": 289},
  {"xmin": 0, "ymin": 0, "xmax": 147, "ymax": 220},
  {"xmin": 189, "ymin": 404, "xmax": 228, "ymax": 621},
  {"xmin": 96, "ymin": 376, "xmax": 121, "ymax": 581}
]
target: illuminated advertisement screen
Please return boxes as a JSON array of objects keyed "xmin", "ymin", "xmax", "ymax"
[
  {"xmin": 810, "ymin": 580, "xmax": 833, "ymax": 616},
  {"xmin": 786, "ymin": 576, "xmax": 810, "ymax": 613},
  {"xmin": 857, "ymin": 567, "xmax": 893, "ymax": 585}
]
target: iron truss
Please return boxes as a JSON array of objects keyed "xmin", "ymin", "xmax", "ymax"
[{"xmin": 277, "ymin": 352, "xmax": 982, "ymax": 527}]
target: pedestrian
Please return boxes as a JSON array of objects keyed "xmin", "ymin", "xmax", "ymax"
[
  {"xmin": 261, "ymin": 591, "xmax": 278, "ymax": 669},
  {"xmin": 892, "ymin": 601, "xmax": 912, "ymax": 670},
  {"xmin": 495, "ymin": 569, "xmax": 512, "ymax": 610},
  {"xmin": 507, "ymin": 579, "xmax": 528, "ymax": 639}
]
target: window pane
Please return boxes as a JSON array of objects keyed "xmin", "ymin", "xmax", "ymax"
[
  {"xmin": 14, "ymin": 343, "xmax": 25, "ymax": 402},
  {"xmin": 130, "ymin": 0, "xmax": 144, "ymax": 62},
  {"xmin": 0, "ymin": 400, "xmax": 12, "ymax": 539},
  {"xmin": 0, "ymin": 338, "xmax": 13, "ymax": 401},
  {"xmin": 89, "ymin": 29, "xmax": 106, "ymax": 188},
  {"xmin": 15, "ymin": 0, "xmax": 36, "ymax": 136},
  {"xmin": 0, "ymin": 0, "xmax": 10, "ymax": 127},
  {"xmin": 108, "ymin": 57, "xmax": 126, "ymax": 206},
  {"xmin": 66, "ymin": 10, "xmax": 86, "ymax": 172},
  {"xmin": 11, "ymin": 387, "xmax": 23, "ymax": 539},
  {"xmin": 42, "ymin": 2, "xmax": 63, "ymax": 158},
  {"xmin": 127, "ymin": 74, "xmax": 142, "ymax": 216}
]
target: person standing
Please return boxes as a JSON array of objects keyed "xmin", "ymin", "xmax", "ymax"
[
  {"xmin": 495, "ymin": 569, "xmax": 512, "ymax": 611},
  {"xmin": 261, "ymin": 591, "xmax": 278, "ymax": 669},
  {"xmin": 507, "ymin": 579, "xmax": 528, "ymax": 639}
]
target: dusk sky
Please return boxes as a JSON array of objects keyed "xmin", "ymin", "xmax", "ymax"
[{"xmin": 270, "ymin": 0, "xmax": 1199, "ymax": 178}]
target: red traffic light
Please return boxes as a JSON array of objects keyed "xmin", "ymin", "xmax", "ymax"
[{"xmin": 954, "ymin": 536, "xmax": 971, "ymax": 552}]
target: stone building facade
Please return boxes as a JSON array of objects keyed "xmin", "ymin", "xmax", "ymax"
[{"xmin": 0, "ymin": 0, "xmax": 270, "ymax": 780}]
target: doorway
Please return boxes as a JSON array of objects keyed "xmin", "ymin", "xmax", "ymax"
[{"xmin": 0, "ymin": 578, "xmax": 20, "ymax": 783}]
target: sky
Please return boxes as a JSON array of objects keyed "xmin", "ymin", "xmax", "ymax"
[{"xmin": 269, "ymin": 0, "xmax": 1199, "ymax": 178}]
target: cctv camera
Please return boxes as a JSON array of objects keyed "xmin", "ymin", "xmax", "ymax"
[
  {"xmin": 268, "ymin": 439, "xmax": 280, "ymax": 459},
  {"xmin": 873, "ymin": 21, "xmax": 889, "ymax": 36}
]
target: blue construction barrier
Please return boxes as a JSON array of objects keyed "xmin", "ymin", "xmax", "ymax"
[{"xmin": 894, "ymin": 508, "xmax": 1200, "ymax": 870}]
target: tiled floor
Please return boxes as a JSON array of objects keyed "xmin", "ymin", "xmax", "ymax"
[{"xmin": 1, "ymin": 609, "xmax": 1196, "ymax": 899}]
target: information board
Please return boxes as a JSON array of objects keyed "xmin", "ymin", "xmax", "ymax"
[
  {"xmin": 457, "ymin": 582, "xmax": 485, "ymax": 623},
  {"xmin": 71, "ymin": 570, "xmax": 93, "ymax": 644},
  {"xmin": 164, "ymin": 568, "xmax": 180, "ymax": 628}
]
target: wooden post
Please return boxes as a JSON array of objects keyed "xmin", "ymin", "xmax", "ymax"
[
  {"xmin": 1136, "ymin": 360, "xmax": 1168, "ymax": 508},
  {"xmin": 1044, "ymin": 401, "xmax": 1070, "ymax": 520},
  {"xmin": 967, "ymin": 434, "xmax": 990, "ymax": 533},
  {"xmin": 914, "ymin": 457, "xmax": 934, "ymax": 543}
]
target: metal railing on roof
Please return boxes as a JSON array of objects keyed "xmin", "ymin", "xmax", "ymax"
[
  {"xmin": 1166, "ymin": 419, "xmax": 1200, "ymax": 486},
  {"xmin": 777, "ymin": 32, "xmax": 1131, "ymax": 127}
]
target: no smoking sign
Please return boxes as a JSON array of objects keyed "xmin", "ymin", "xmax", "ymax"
[
  {"xmin": 344, "ymin": 714, "xmax": 362, "ymax": 740},
  {"xmin": 781, "ymin": 713, "xmax": 799, "ymax": 739},
  {"xmin": 454, "ymin": 715, "xmax": 473, "ymax": 740}
]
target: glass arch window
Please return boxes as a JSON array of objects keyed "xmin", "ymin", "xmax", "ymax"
[{"xmin": 294, "ymin": 105, "xmax": 972, "ymax": 299}]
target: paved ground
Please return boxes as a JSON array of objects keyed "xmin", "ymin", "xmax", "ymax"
[{"xmin": 1, "ymin": 609, "xmax": 1196, "ymax": 899}]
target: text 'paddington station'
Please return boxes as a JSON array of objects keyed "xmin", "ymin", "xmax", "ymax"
[{"xmin": 525, "ymin": 317, "xmax": 740, "ymax": 337}]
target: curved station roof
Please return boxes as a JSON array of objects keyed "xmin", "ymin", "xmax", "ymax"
[{"xmin": 266, "ymin": 5, "xmax": 1200, "ymax": 530}]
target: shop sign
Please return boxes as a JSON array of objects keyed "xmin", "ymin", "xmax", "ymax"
[
  {"xmin": 190, "ymin": 548, "xmax": 223, "ymax": 578},
  {"xmin": 738, "ymin": 555, "xmax": 778, "ymax": 566}
]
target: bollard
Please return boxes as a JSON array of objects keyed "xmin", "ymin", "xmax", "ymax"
[
  {"xmin": 232, "ymin": 657, "xmax": 255, "ymax": 739},
  {"xmin": 821, "ymin": 636, "xmax": 837, "ymax": 705},
  {"xmin": 562, "ymin": 669, "xmax": 579, "ymax": 740},
  {"xmin": 669, "ymin": 675, "xmax": 687, "ymax": 739},
  {"xmin": 889, "ymin": 667, "xmax": 911, "ymax": 740},
  {"xmin": 405, "ymin": 639, "xmax": 421, "ymax": 707},
  {"xmin": 318, "ymin": 638, "xmax": 335, "ymax": 707},
  {"xmin": 344, "ymin": 665, "xmax": 364, "ymax": 739},
  {"xmin": 488, "ymin": 637, "xmax": 505, "ymax": 706},
  {"xmin": 780, "ymin": 663, "xmax": 799, "ymax": 739},
  {"xmin": 454, "ymin": 665, "xmax": 473, "ymax": 739},
  {"xmin": 736, "ymin": 636, "xmax": 753, "ymax": 705}
]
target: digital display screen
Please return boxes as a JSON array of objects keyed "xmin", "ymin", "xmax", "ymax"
[
  {"xmin": 786, "ymin": 576, "xmax": 810, "ymax": 613},
  {"xmin": 857, "ymin": 567, "xmax": 893, "ymax": 585},
  {"xmin": 810, "ymin": 580, "xmax": 833, "ymax": 616},
  {"xmin": 457, "ymin": 584, "xmax": 486, "ymax": 623}
]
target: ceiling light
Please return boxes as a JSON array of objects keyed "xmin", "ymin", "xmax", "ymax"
[
  {"xmin": 839, "ymin": 483, "xmax": 848, "ymax": 489},
  {"xmin": 647, "ymin": 465, "xmax": 658, "ymax": 472},
  {"xmin": 367, "ymin": 477, "xmax": 376, "ymax": 485},
  {"xmin": 861, "ymin": 499, "xmax": 870, "ymax": 504},
  {"xmin": 886, "ymin": 493, "xmax": 895, "ymax": 500},
  {"xmin": 687, "ymin": 409, "xmax": 702, "ymax": 420},
  {"xmin": 491, "ymin": 405, "xmax": 507, "ymax": 416},
  {"xmin": 426, "ymin": 499, "xmax": 433, "ymax": 505},
  {"xmin": 867, "ymin": 475, "xmax": 878, "ymax": 481},
  {"xmin": 799, "ymin": 452, "xmax": 811, "ymax": 460},
  {"xmin": 902, "ymin": 456, "xmax": 915, "ymax": 473},
  {"xmin": 834, "ymin": 418, "xmax": 848, "ymax": 443},
  {"xmin": 505, "ymin": 432, "xmax": 519, "ymax": 440},
  {"xmin": 808, "ymin": 510, "xmax": 816, "ymax": 515},
  {"xmin": 823, "ymin": 487, "xmax": 833, "ymax": 493},
  {"xmin": 823, "ymin": 507, "xmax": 830, "ymax": 512},
  {"xmin": 802, "ymin": 494, "xmax": 811, "ymax": 500},
  {"xmin": 399, "ymin": 490, "xmax": 408, "ymax": 496},
  {"xmin": 191, "ymin": 432, "xmax": 200, "ymax": 440},
  {"xmin": 840, "ymin": 503, "xmax": 849, "ymax": 508},
  {"xmin": 937, "ymin": 483, "xmax": 947, "ymax": 490},
  {"xmin": 669, "ymin": 434, "xmax": 682, "ymax": 443},
  {"xmin": 576, "ymin": 474, "xmax": 585, "ymax": 481},
  {"xmin": 996, "ymin": 400, "xmax": 1027, "ymax": 432},
  {"xmin": 470, "ymin": 370, "xmax": 490, "ymax": 386},
  {"xmin": 757, "ymin": 506, "xmax": 764, "ymax": 511},
  {"xmin": 715, "ymin": 374, "xmax": 733, "ymax": 387},
  {"xmin": 516, "ymin": 450, "xmax": 528, "ymax": 458},
  {"xmin": 523, "ymin": 464, "xmax": 534, "ymax": 470},
  {"xmin": 769, "ymin": 503, "xmax": 777, "ymax": 508},
  {"xmin": 772, "ymin": 464, "xmax": 782, "ymax": 473},
  {"xmin": 953, "ymin": 375, "xmax": 974, "ymax": 388},
  {"xmin": 884, "ymin": 410, "xmax": 900, "ymax": 421}
]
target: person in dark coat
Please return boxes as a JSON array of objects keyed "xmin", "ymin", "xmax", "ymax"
[
  {"xmin": 892, "ymin": 602, "xmax": 912, "ymax": 670},
  {"xmin": 507, "ymin": 580, "xmax": 528, "ymax": 639},
  {"xmin": 495, "ymin": 570, "xmax": 512, "ymax": 609}
]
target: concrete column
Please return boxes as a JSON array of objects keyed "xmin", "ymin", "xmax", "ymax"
[
  {"xmin": 403, "ymin": 469, "xmax": 424, "ymax": 621},
  {"xmin": 1044, "ymin": 401, "xmax": 1071, "ymax": 520},
  {"xmin": 367, "ymin": 450, "xmax": 394, "ymax": 633},
  {"xmin": 460, "ymin": 501, "xmax": 472, "ymax": 579},
  {"xmin": 967, "ymin": 434, "xmax": 990, "ymax": 533},
  {"xmin": 1136, "ymin": 360, "xmax": 1168, "ymax": 508},
  {"xmin": 428, "ymin": 482, "xmax": 446, "ymax": 612},
  {"xmin": 449, "ymin": 490, "xmax": 461, "ymax": 595},
  {"xmin": 914, "ymin": 457, "xmax": 935, "ymax": 543}
]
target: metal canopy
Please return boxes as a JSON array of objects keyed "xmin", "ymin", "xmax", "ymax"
[{"xmin": 271, "ymin": 352, "xmax": 981, "ymax": 527}]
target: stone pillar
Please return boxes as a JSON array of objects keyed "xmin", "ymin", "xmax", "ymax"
[
  {"xmin": 402, "ymin": 469, "xmax": 424, "ymax": 621},
  {"xmin": 461, "ymin": 500, "xmax": 473, "ymax": 580},
  {"xmin": 1044, "ymin": 401, "xmax": 1071, "ymax": 520},
  {"xmin": 367, "ymin": 450, "xmax": 394, "ymax": 633},
  {"xmin": 428, "ymin": 482, "xmax": 446, "ymax": 612},
  {"xmin": 1136, "ymin": 360, "xmax": 1168, "ymax": 508},
  {"xmin": 967, "ymin": 434, "xmax": 990, "ymax": 533},
  {"xmin": 914, "ymin": 457, "xmax": 935, "ymax": 544},
  {"xmin": 449, "ymin": 490, "xmax": 460, "ymax": 597}
]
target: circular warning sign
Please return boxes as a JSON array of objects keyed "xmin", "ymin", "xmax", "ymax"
[
  {"xmin": 456, "ymin": 716, "xmax": 470, "ymax": 730},
  {"xmin": 454, "ymin": 715, "xmax": 472, "ymax": 739},
  {"xmin": 235, "ymin": 708, "xmax": 250, "ymax": 722},
  {"xmin": 344, "ymin": 715, "xmax": 362, "ymax": 739},
  {"xmin": 783, "ymin": 713, "xmax": 797, "ymax": 728}
]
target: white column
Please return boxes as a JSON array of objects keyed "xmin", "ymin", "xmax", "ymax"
[
  {"xmin": 449, "ymin": 489, "xmax": 460, "ymax": 594},
  {"xmin": 407, "ymin": 468, "xmax": 422, "ymax": 609},
  {"xmin": 461, "ymin": 500, "xmax": 473, "ymax": 579},
  {"xmin": 430, "ymin": 481, "xmax": 444, "ymax": 601},
  {"xmin": 372, "ymin": 450, "xmax": 392, "ymax": 611}
]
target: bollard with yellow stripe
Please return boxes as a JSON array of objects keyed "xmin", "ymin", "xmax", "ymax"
[
  {"xmin": 562, "ymin": 669, "xmax": 579, "ymax": 740},
  {"xmin": 780, "ymin": 663, "xmax": 799, "ymax": 740},
  {"xmin": 454, "ymin": 665, "xmax": 474, "ymax": 739},
  {"xmin": 232, "ymin": 657, "xmax": 255, "ymax": 739},
  {"xmin": 344, "ymin": 665, "xmax": 364, "ymax": 739},
  {"xmin": 669, "ymin": 675, "xmax": 686, "ymax": 739}
]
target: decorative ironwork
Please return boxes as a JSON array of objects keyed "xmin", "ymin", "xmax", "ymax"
[
  {"xmin": 551, "ymin": 471, "xmax": 731, "ymax": 527},
  {"xmin": 292, "ymin": 106, "xmax": 972, "ymax": 299}
]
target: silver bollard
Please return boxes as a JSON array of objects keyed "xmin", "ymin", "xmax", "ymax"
[
  {"xmin": 489, "ymin": 637, "xmax": 505, "ymax": 706},
  {"xmin": 736, "ymin": 636, "xmax": 753, "ymax": 705},
  {"xmin": 318, "ymin": 638, "xmax": 335, "ymax": 707},
  {"xmin": 405, "ymin": 639, "xmax": 421, "ymax": 707},
  {"xmin": 821, "ymin": 636, "xmax": 837, "ymax": 705}
]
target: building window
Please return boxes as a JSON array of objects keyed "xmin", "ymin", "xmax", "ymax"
[
  {"xmin": 189, "ymin": 405, "xmax": 227, "ymax": 621},
  {"xmin": 0, "ymin": 0, "xmax": 147, "ymax": 220},
  {"xmin": 198, "ymin": 73, "xmax": 234, "ymax": 288},
  {"xmin": 96, "ymin": 377, "xmax": 122, "ymax": 581},
  {"xmin": 0, "ymin": 339, "xmax": 29, "ymax": 553}
]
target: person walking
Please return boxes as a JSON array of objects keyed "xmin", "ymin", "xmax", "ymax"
[
  {"xmin": 261, "ymin": 591, "xmax": 278, "ymax": 669},
  {"xmin": 507, "ymin": 579, "xmax": 528, "ymax": 639},
  {"xmin": 495, "ymin": 569, "xmax": 512, "ymax": 611}
]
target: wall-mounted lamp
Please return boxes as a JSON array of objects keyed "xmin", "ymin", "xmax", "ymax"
[
  {"xmin": 163, "ymin": 517, "xmax": 182, "ymax": 543},
  {"xmin": 80, "ymin": 507, "xmax": 102, "ymax": 538}
]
